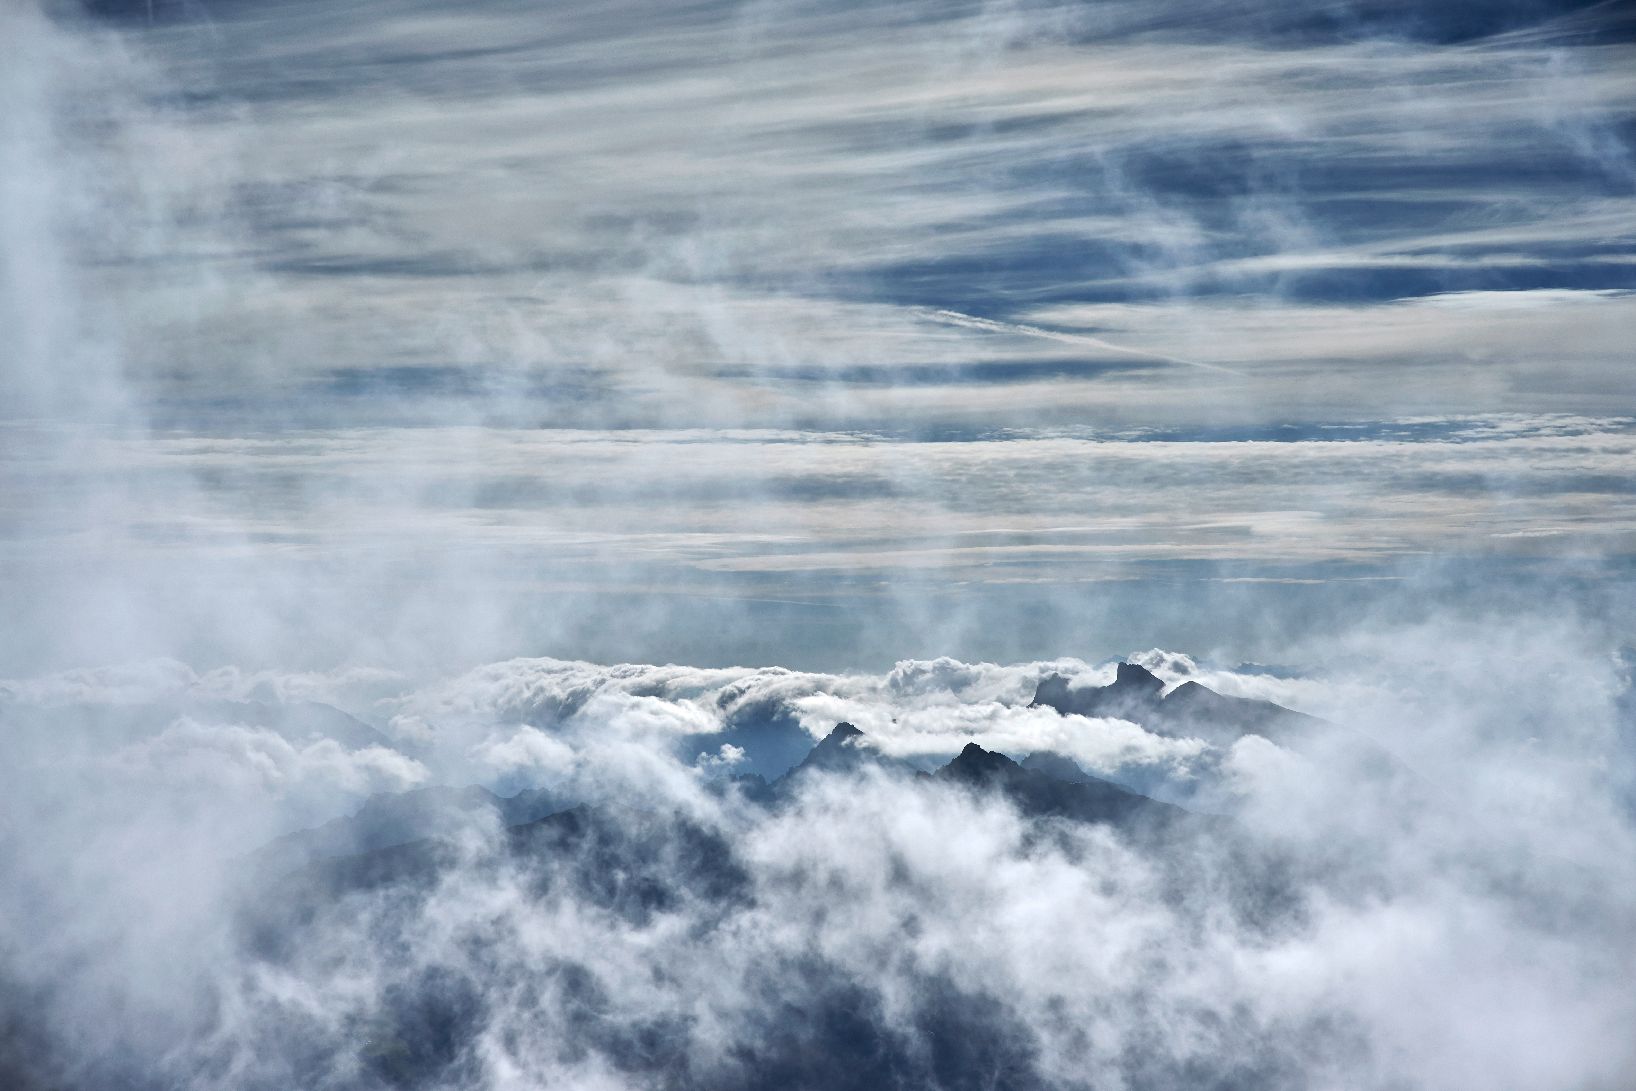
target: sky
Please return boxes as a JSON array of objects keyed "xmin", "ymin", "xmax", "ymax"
[
  {"xmin": 2, "ymin": 0, "xmax": 1633, "ymax": 672},
  {"xmin": 4, "ymin": 3, "xmax": 1636, "ymax": 1088}
]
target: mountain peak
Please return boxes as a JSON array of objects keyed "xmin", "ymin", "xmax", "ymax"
[
  {"xmin": 1031, "ymin": 674, "xmax": 1072, "ymax": 709},
  {"xmin": 1162, "ymin": 679, "xmax": 1213, "ymax": 703},
  {"xmin": 933, "ymin": 743, "xmax": 1183, "ymax": 828},
  {"xmin": 1113, "ymin": 661, "xmax": 1164, "ymax": 693},
  {"xmin": 1031, "ymin": 663, "xmax": 1165, "ymax": 719},
  {"xmin": 1019, "ymin": 751, "xmax": 1090, "ymax": 784},
  {"xmin": 940, "ymin": 742, "xmax": 1021, "ymax": 784},
  {"xmin": 787, "ymin": 722, "xmax": 879, "ymax": 776}
]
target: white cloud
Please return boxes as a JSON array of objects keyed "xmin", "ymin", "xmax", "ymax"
[
  {"xmin": 695, "ymin": 742, "xmax": 747, "ymax": 771},
  {"xmin": 472, "ymin": 725, "xmax": 578, "ymax": 780},
  {"xmin": 4, "ymin": 625, "xmax": 1636, "ymax": 1087},
  {"xmin": 110, "ymin": 718, "xmax": 428, "ymax": 802},
  {"xmin": 0, "ymin": 658, "xmax": 199, "ymax": 707}
]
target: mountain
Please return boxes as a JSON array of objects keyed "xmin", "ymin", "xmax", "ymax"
[
  {"xmin": 253, "ymin": 722, "xmax": 1188, "ymax": 898},
  {"xmin": 780, "ymin": 722, "xmax": 916, "ymax": 781},
  {"xmin": 792, "ymin": 721, "xmax": 869, "ymax": 772},
  {"xmin": 1017, "ymin": 750, "xmax": 1097, "ymax": 784},
  {"xmin": 1032, "ymin": 662, "xmax": 1165, "ymax": 722},
  {"xmin": 202, "ymin": 697, "xmax": 395, "ymax": 752},
  {"xmin": 1032, "ymin": 662, "xmax": 1330, "ymax": 749},
  {"xmin": 1030, "ymin": 665, "xmax": 1415, "ymax": 802},
  {"xmin": 1155, "ymin": 680, "xmax": 1326, "ymax": 748},
  {"xmin": 232, "ymin": 727, "xmax": 1237, "ymax": 1090},
  {"xmin": 936, "ymin": 743, "xmax": 1191, "ymax": 829}
]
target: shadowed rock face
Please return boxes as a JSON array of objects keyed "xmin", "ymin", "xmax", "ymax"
[
  {"xmin": 1032, "ymin": 662, "xmax": 1169, "ymax": 724},
  {"xmin": 251, "ymin": 716, "xmax": 1186, "ymax": 897},
  {"xmin": 1157, "ymin": 681, "xmax": 1323, "ymax": 747},
  {"xmin": 793, "ymin": 722, "xmax": 868, "ymax": 772},
  {"xmin": 1028, "ymin": 666, "xmax": 1413, "ymax": 803},
  {"xmin": 1017, "ymin": 750, "xmax": 1095, "ymax": 784},
  {"xmin": 1032, "ymin": 663, "xmax": 1330, "ymax": 749},
  {"xmin": 783, "ymin": 722, "xmax": 918, "ymax": 780},
  {"xmin": 937, "ymin": 742, "xmax": 1192, "ymax": 831}
]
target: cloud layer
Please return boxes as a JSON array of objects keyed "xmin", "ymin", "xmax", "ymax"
[
  {"xmin": 3, "ymin": 629, "xmax": 1635, "ymax": 1088},
  {"xmin": 2, "ymin": 1, "xmax": 1634, "ymax": 670}
]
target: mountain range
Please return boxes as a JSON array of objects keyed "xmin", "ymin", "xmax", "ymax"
[
  {"xmin": 253, "ymin": 662, "xmax": 1333, "ymax": 876},
  {"xmin": 229, "ymin": 667, "xmax": 1330, "ymax": 1091}
]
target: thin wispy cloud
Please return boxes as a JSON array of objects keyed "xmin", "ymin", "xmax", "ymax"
[{"xmin": 921, "ymin": 308, "xmax": 1247, "ymax": 376}]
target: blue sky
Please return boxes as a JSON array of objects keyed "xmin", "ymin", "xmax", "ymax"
[{"xmin": 2, "ymin": 0, "xmax": 1633, "ymax": 670}]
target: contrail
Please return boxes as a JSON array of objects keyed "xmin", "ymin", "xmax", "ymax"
[{"xmin": 922, "ymin": 308, "xmax": 1245, "ymax": 377}]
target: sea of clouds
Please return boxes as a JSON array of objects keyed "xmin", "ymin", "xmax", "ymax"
[{"xmin": 3, "ymin": 624, "xmax": 1634, "ymax": 1088}]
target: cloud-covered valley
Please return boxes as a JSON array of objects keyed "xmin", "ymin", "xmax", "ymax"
[{"xmin": 4, "ymin": 631, "xmax": 1636, "ymax": 1089}]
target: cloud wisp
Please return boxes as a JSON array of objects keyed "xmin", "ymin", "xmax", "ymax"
[{"xmin": 921, "ymin": 308, "xmax": 1247, "ymax": 377}]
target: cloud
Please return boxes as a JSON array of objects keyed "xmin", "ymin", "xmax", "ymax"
[
  {"xmin": 694, "ymin": 742, "xmax": 747, "ymax": 771},
  {"xmin": 3, "ymin": 0, "xmax": 1632, "ymax": 675},
  {"xmin": 470, "ymin": 725, "xmax": 578, "ymax": 780},
  {"xmin": 109, "ymin": 719, "xmax": 429, "ymax": 809},
  {"xmin": 3, "ymin": 624, "xmax": 1636, "ymax": 1088},
  {"xmin": 0, "ymin": 658, "xmax": 199, "ymax": 707},
  {"xmin": 3, "ymin": 1, "xmax": 1636, "ymax": 1084}
]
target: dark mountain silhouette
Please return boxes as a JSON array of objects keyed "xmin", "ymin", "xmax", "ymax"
[
  {"xmin": 715, "ymin": 771, "xmax": 778, "ymax": 805},
  {"xmin": 208, "ymin": 697, "xmax": 395, "ymax": 751},
  {"xmin": 1032, "ymin": 662, "xmax": 1338, "ymax": 750},
  {"xmin": 1032, "ymin": 661, "xmax": 1165, "ymax": 720},
  {"xmin": 781, "ymin": 722, "xmax": 917, "ymax": 779},
  {"xmin": 1157, "ymin": 680, "xmax": 1327, "ymax": 747},
  {"xmin": 936, "ymin": 743, "xmax": 1192, "ymax": 829},
  {"xmin": 1017, "ymin": 750, "xmax": 1097, "ymax": 784},
  {"xmin": 257, "ymin": 720, "xmax": 1187, "ymax": 890},
  {"xmin": 792, "ymin": 721, "xmax": 869, "ymax": 771},
  {"xmin": 1031, "ymin": 664, "xmax": 1415, "ymax": 802},
  {"xmin": 94, "ymin": 664, "xmax": 1377, "ymax": 906},
  {"xmin": 1020, "ymin": 744, "xmax": 1222, "ymax": 812}
]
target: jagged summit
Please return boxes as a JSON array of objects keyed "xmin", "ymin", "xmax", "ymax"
[
  {"xmin": 935, "ymin": 741, "xmax": 1189, "ymax": 828},
  {"xmin": 1031, "ymin": 661, "xmax": 1168, "ymax": 721},
  {"xmin": 942, "ymin": 741, "xmax": 1021, "ymax": 783},
  {"xmin": 787, "ymin": 721, "xmax": 884, "ymax": 776},
  {"xmin": 1114, "ymin": 661, "xmax": 1164, "ymax": 694},
  {"xmin": 1018, "ymin": 750, "xmax": 1092, "ymax": 784},
  {"xmin": 1031, "ymin": 661, "xmax": 1331, "ymax": 750}
]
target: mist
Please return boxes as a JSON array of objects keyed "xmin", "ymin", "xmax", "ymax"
[{"xmin": 2, "ymin": 0, "xmax": 1634, "ymax": 1087}]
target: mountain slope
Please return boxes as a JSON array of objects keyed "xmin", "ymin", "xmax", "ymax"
[
  {"xmin": 1033, "ymin": 662, "xmax": 1333, "ymax": 749},
  {"xmin": 937, "ymin": 743, "xmax": 1193, "ymax": 829}
]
